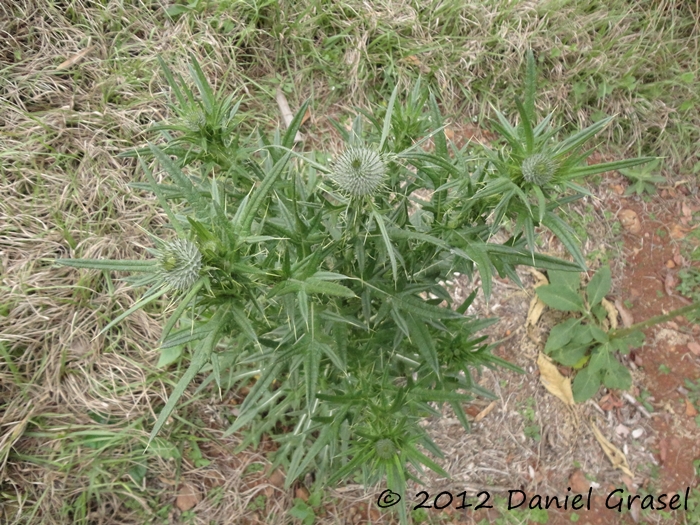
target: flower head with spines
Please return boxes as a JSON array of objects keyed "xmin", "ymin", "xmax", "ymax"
[
  {"xmin": 183, "ymin": 107, "xmax": 207, "ymax": 132},
  {"xmin": 521, "ymin": 153, "xmax": 556, "ymax": 186},
  {"xmin": 157, "ymin": 239, "xmax": 202, "ymax": 291},
  {"xmin": 330, "ymin": 146, "xmax": 387, "ymax": 197},
  {"xmin": 374, "ymin": 438, "xmax": 397, "ymax": 460}
]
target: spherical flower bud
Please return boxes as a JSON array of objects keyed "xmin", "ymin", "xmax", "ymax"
[
  {"xmin": 521, "ymin": 153, "xmax": 556, "ymax": 186},
  {"xmin": 330, "ymin": 146, "xmax": 387, "ymax": 197},
  {"xmin": 375, "ymin": 438, "xmax": 397, "ymax": 460},
  {"xmin": 158, "ymin": 239, "xmax": 202, "ymax": 291},
  {"xmin": 200, "ymin": 239, "xmax": 218, "ymax": 254},
  {"xmin": 183, "ymin": 107, "xmax": 206, "ymax": 132}
]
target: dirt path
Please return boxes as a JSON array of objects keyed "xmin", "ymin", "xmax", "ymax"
[{"xmin": 615, "ymin": 195, "xmax": 700, "ymax": 491}]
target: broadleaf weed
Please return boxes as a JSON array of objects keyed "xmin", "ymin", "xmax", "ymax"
[{"xmin": 539, "ymin": 265, "xmax": 700, "ymax": 402}]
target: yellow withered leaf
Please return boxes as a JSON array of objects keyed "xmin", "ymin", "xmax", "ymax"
[
  {"xmin": 526, "ymin": 295, "xmax": 546, "ymax": 328},
  {"xmin": 56, "ymin": 46, "xmax": 94, "ymax": 70},
  {"xmin": 590, "ymin": 420, "xmax": 633, "ymax": 477},
  {"xmin": 537, "ymin": 352, "xmax": 574, "ymax": 406},
  {"xmin": 526, "ymin": 270, "xmax": 548, "ymax": 340}
]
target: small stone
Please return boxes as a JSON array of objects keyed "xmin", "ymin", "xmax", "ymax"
[
  {"xmin": 175, "ymin": 483, "xmax": 202, "ymax": 511},
  {"xmin": 688, "ymin": 341, "xmax": 700, "ymax": 355},
  {"xmin": 619, "ymin": 209, "xmax": 642, "ymax": 234},
  {"xmin": 615, "ymin": 424, "xmax": 630, "ymax": 437},
  {"xmin": 268, "ymin": 469, "xmax": 286, "ymax": 488},
  {"xmin": 631, "ymin": 428, "xmax": 644, "ymax": 439},
  {"xmin": 296, "ymin": 486, "xmax": 310, "ymax": 501},
  {"xmin": 666, "ymin": 259, "xmax": 676, "ymax": 268}
]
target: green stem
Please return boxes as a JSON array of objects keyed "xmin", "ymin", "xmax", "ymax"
[{"xmin": 610, "ymin": 300, "xmax": 700, "ymax": 339}]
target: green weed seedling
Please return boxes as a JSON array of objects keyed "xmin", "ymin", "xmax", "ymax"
[
  {"xmin": 55, "ymin": 51, "xmax": 656, "ymax": 524},
  {"xmin": 538, "ymin": 266, "xmax": 700, "ymax": 402},
  {"xmin": 289, "ymin": 490, "xmax": 323, "ymax": 525},
  {"xmin": 618, "ymin": 158, "xmax": 666, "ymax": 196},
  {"xmin": 684, "ymin": 461, "xmax": 700, "ymax": 524},
  {"xmin": 677, "ymin": 268, "xmax": 700, "ymax": 303},
  {"xmin": 683, "ymin": 379, "xmax": 700, "ymax": 428}
]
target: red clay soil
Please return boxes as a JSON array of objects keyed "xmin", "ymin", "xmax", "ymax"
[
  {"xmin": 565, "ymin": 193, "xmax": 700, "ymax": 525},
  {"xmin": 615, "ymin": 196, "xmax": 700, "ymax": 491},
  {"xmin": 527, "ymin": 188, "xmax": 700, "ymax": 525}
]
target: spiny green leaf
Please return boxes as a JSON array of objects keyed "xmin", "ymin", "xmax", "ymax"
[
  {"xmin": 523, "ymin": 50, "xmax": 537, "ymax": 122},
  {"xmin": 391, "ymin": 293, "xmax": 463, "ymax": 320},
  {"xmin": 148, "ymin": 325, "xmax": 220, "ymax": 444},
  {"xmin": 552, "ymin": 116, "xmax": 614, "ymax": 158},
  {"xmin": 541, "ymin": 211, "xmax": 587, "ymax": 270},
  {"xmin": 282, "ymin": 100, "xmax": 311, "ymax": 150},
  {"xmin": 238, "ymin": 361, "xmax": 284, "ymax": 414},
  {"xmin": 399, "ymin": 151, "xmax": 461, "ymax": 179},
  {"xmin": 492, "ymin": 108, "xmax": 521, "ymax": 148},
  {"xmin": 407, "ymin": 313, "xmax": 440, "ymax": 377},
  {"xmin": 565, "ymin": 157, "xmax": 656, "ymax": 179},
  {"xmin": 303, "ymin": 335, "xmax": 322, "ymax": 412},
  {"xmin": 157, "ymin": 56, "xmax": 186, "ymax": 108},
  {"xmin": 403, "ymin": 444, "xmax": 448, "ymax": 478},
  {"xmin": 101, "ymin": 284, "xmax": 171, "ymax": 334},
  {"xmin": 372, "ymin": 208, "xmax": 398, "ymax": 282},
  {"xmin": 515, "ymin": 98, "xmax": 534, "ymax": 153},
  {"xmin": 472, "ymin": 177, "xmax": 515, "ymax": 201},
  {"xmin": 149, "ymin": 143, "xmax": 206, "ymax": 209},
  {"xmin": 531, "ymin": 184, "xmax": 547, "ymax": 224},
  {"xmin": 271, "ymin": 279, "xmax": 356, "ymax": 298},
  {"xmin": 55, "ymin": 258, "xmax": 158, "ymax": 273},
  {"xmin": 286, "ymin": 426, "xmax": 333, "ymax": 486},
  {"xmin": 327, "ymin": 447, "xmax": 374, "ymax": 485},
  {"xmin": 139, "ymin": 157, "xmax": 187, "ymax": 238},
  {"xmin": 379, "ymin": 85, "xmax": 399, "ymax": 151},
  {"xmin": 161, "ymin": 324, "xmax": 215, "ymax": 349},
  {"xmin": 240, "ymin": 151, "xmax": 292, "ymax": 234},
  {"xmin": 484, "ymin": 244, "xmax": 582, "ymax": 272},
  {"xmin": 230, "ymin": 304, "xmax": 259, "ymax": 343},
  {"xmin": 187, "ymin": 52, "xmax": 215, "ymax": 113},
  {"xmin": 160, "ymin": 279, "xmax": 205, "ymax": 343},
  {"xmin": 456, "ymin": 243, "xmax": 492, "ymax": 301}
]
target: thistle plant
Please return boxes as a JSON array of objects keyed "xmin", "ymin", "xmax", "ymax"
[{"xmin": 55, "ymin": 52, "xmax": 653, "ymax": 524}]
